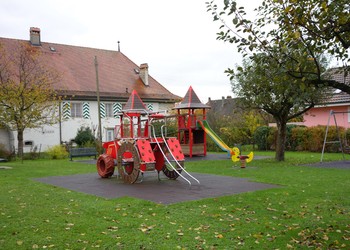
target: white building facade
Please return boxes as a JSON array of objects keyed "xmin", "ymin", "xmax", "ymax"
[
  {"xmin": 0, "ymin": 27, "xmax": 180, "ymax": 154},
  {"xmin": 11, "ymin": 99, "xmax": 175, "ymax": 153}
]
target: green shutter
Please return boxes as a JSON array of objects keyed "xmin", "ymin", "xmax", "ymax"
[
  {"xmin": 147, "ymin": 103, "xmax": 153, "ymax": 111},
  {"xmin": 62, "ymin": 101, "xmax": 71, "ymax": 119},
  {"xmin": 113, "ymin": 102, "xmax": 122, "ymax": 118},
  {"xmin": 83, "ymin": 102, "xmax": 90, "ymax": 119},
  {"xmin": 100, "ymin": 103, "xmax": 106, "ymax": 118}
]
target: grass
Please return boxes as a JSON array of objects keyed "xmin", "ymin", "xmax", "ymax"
[{"xmin": 0, "ymin": 152, "xmax": 349, "ymax": 249}]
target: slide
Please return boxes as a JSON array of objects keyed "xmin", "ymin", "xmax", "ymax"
[{"xmin": 197, "ymin": 120, "xmax": 232, "ymax": 155}]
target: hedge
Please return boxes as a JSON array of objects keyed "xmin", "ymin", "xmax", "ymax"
[{"xmin": 254, "ymin": 125, "xmax": 349, "ymax": 152}]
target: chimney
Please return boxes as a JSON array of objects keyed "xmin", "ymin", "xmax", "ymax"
[
  {"xmin": 30, "ymin": 27, "xmax": 41, "ymax": 46},
  {"xmin": 139, "ymin": 63, "xmax": 149, "ymax": 86}
]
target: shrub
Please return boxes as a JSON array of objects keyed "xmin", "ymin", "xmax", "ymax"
[
  {"xmin": 290, "ymin": 126, "xmax": 308, "ymax": 151},
  {"xmin": 74, "ymin": 127, "xmax": 95, "ymax": 147},
  {"xmin": 254, "ymin": 126, "xmax": 273, "ymax": 150},
  {"xmin": 46, "ymin": 145, "xmax": 69, "ymax": 159},
  {"xmin": 152, "ymin": 120, "xmax": 177, "ymax": 138},
  {"xmin": 306, "ymin": 126, "xmax": 326, "ymax": 152},
  {"xmin": 0, "ymin": 143, "xmax": 14, "ymax": 161},
  {"xmin": 323, "ymin": 126, "xmax": 345, "ymax": 152},
  {"xmin": 285, "ymin": 124, "xmax": 300, "ymax": 151},
  {"xmin": 23, "ymin": 145, "xmax": 40, "ymax": 160}
]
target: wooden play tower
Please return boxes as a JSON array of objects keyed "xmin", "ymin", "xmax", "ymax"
[{"xmin": 173, "ymin": 86, "xmax": 210, "ymax": 157}]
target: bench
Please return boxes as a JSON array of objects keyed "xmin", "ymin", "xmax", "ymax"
[{"xmin": 69, "ymin": 147, "xmax": 97, "ymax": 161}]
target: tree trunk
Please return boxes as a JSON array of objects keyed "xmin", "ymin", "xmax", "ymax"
[
  {"xmin": 17, "ymin": 129, "xmax": 24, "ymax": 159},
  {"xmin": 275, "ymin": 120, "xmax": 287, "ymax": 161}
]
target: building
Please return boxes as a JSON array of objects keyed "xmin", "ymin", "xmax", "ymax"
[
  {"xmin": 0, "ymin": 27, "xmax": 180, "ymax": 153},
  {"xmin": 208, "ymin": 77, "xmax": 350, "ymax": 130},
  {"xmin": 303, "ymin": 68, "xmax": 350, "ymax": 128}
]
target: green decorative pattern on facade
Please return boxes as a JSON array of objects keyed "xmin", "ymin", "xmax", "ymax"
[
  {"xmin": 83, "ymin": 102, "xmax": 90, "ymax": 119},
  {"xmin": 113, "ymin": 102, "xmax": 122, "ymax": 118},
  {"xmin": 62, "ymin": 101, "xmax": 71, "ymax": 119},
  {"xmin": 100, "ymin": 103, "xmax": 106, "ymax": 118},
  {"xmin": 147, "ymin": 103, "xmax": 154, "ymax": 111}
]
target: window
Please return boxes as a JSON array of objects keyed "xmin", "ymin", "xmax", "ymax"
[
  {"xmin": 24, "ymin": 140, "xmax": 33, "ymax": 146},
  {"xmin": 71, "ymin": 103, "xmax": 82, "ymax": 118},
  {"xmin": 106, "ymin": 129, "xmax": 114, "ymax": 141},
  {"xmin": 105, "ymin": 103, "xmax": 114, "ymax": 118}
]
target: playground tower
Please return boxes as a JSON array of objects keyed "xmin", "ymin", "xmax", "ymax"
[{"xmin": 173, "ymin": 86, "xmax": 210, "ymax": 157}]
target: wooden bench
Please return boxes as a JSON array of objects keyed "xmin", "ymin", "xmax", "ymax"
[{"xmin": 69, "ymin": 147, "xmax": 97, "ymax": 161}]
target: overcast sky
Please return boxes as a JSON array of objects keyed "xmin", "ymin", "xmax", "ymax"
[{"xmin": 0, "ymin": 0, "xmax": 261, "ymax": 102}]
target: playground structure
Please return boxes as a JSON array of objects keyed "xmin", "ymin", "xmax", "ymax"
[
  {"xmin": 96, "ymin": 87, "xmax": 254, "ymax": 185},
  {"xmin": 173, "ymin": 86, "xmax": 211, "ymax": 157},
  {"xmin": 174, "ymin": 87, "xmax": 253, "ymax": 167},
  {"xmin": 96, "ymin": 90, "xmax": 199, "ymax": 185}
]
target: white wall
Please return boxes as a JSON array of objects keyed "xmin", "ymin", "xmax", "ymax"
[{"xmin": 12, "ymin": 100, "xmax": 169, "ymax": 152}]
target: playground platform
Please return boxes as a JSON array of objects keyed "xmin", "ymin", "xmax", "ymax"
[
  {"xmin": 34, "ymin": 171, "xmax": 279, "ymax": 205},
  {"xmin": 33, "ymin": 153, "xmax": 276, "ymax": 204}
]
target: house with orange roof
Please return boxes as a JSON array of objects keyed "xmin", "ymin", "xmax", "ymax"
[{"xmin": 0, "ymin": 27, "xmax": 180, "ymax": 153}]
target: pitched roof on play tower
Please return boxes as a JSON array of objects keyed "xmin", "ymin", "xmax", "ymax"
[
  {"xmin": 174, "ymin": 86, "xmax": 211, "ymax": 109},
  {"xmin": 122, "ymin": 90, "xmax": 150, "ymax": 113}
]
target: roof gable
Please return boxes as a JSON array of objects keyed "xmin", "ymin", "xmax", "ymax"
[
  {"xmin": 174, "ymin": 86, "xmax": 210, "ymax": 109},
  {"xmin": 122, "ymin": 90, "xmax": 149, "ymax": 112}
]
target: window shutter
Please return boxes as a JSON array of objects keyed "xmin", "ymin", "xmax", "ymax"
[
  {"xmin": 62, "ymin": 101, "xmax": 71, "ymax": 119},
  {"xmin": 83, "ymin": 102, "xmax": 90, "ymax": 119},
  {"xmin": 147, "ymin": 103, "xmax": 154, "ymax": 111},
  {"xmin": 113, "ymin": 102, "xmax": 122, "ymax": 118},
  {"xmin": 100, "ymin": 103, "xmax": 106, "ymax": 118}
]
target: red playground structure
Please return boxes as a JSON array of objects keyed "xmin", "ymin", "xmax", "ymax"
[
  {"xmin": 174, "ymin": 86, "xmax": 210, "ymax": 157},
  {"xmin": 96, "ymin": 90, "xmax": 199, "ymax": 185}
]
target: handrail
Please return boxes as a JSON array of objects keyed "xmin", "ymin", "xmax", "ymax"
[
  {"xmin": 150, "ymin": 125, "xmax": 192, "ymax": 186},
  {"xmin": 161, "ymin": 125, "xmax": 200, "ymax": 185}
]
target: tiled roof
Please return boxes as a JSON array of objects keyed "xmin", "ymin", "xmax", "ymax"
[
  {"xmin": 0, "ymin": 37, "xmax": 180, "ymax": 102},
  {"xmin": 173, "ymin": 86, "xmax": 210, "ymax": 109},
  {"xmin": 207, "ymin": 97, "xmax": 244, "ymax": 116},
  {"xmin": 325, "ymin": 67, "xmax": 350, "ymax": 86},
  {"xmin": 320, "ymin": 67, "xmax": 350, "ymax": 105},
  {"xmin": 320, "ymin": 91, "xmax": 350, "ymax": 105}
]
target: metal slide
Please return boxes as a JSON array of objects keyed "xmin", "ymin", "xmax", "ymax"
[
  {"xmin": 160, "ymin": 125, "xmax": 200, "ymax": 185},
  {"xmin": 150, "ymin": 125, "xmax": 194, "ymax": 186}
]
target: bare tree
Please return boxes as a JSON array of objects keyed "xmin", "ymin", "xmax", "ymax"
[{"xmin": 0, "ymin": 42, "xmax": 60, "ymax": 159}]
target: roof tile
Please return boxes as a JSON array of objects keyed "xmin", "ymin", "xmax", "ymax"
[{"xmin": 0, "ymin": 37, "xmax": 180, "ymax": 102}]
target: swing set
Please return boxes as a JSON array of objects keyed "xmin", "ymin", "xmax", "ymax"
[{"xmin": 321, "ymin": 110, "xmax": 350, "ymax": 162}]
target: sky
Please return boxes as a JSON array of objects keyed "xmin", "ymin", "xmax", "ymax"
[{"xmin": 0, "ymin": 0, "xmax": 260, "ymax": 103}]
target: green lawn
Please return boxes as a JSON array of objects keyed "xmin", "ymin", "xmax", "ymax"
[{"xmin": 0, "ymin": 152, "xmax": 349, "ymax": 249}]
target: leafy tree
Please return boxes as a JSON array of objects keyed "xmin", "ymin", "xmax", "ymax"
[
  {"xmin": 237, "ymin": 110, "xmax": 265, "ymax": 148},
  {"xmin": 206, "ymin": 104, "xmax": 266, "ymax": 148},
  {"xmin": 206, "ymin": 0, "xmax": 350, "ymax": 93},
  {"xmin": 0, "ymin": 42, "xmax": 60, "ymax": 159},
  {"xmin": 232, "ymin": 53, "xmax": 325, "ymax": 161}
]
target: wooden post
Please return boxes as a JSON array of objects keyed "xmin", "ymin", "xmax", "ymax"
[{"xmin": 94, "ymin": 56, "xmax": 102, "ymax": 142}]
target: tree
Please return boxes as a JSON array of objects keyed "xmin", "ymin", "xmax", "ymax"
[
  {"xmin": 232, "ymin": 53, "xmax": 325, "ymax": 161},
  {"xmin": 0, "ymin": 42, "xmax": 60, "ymax": 159},
  {"xmin": 74, "ymin": 126, "xmax": 96, "ymax": 147},
  {"xmin": 206, "ymin": 0, "xmax": 350, "ymax": 93}
]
